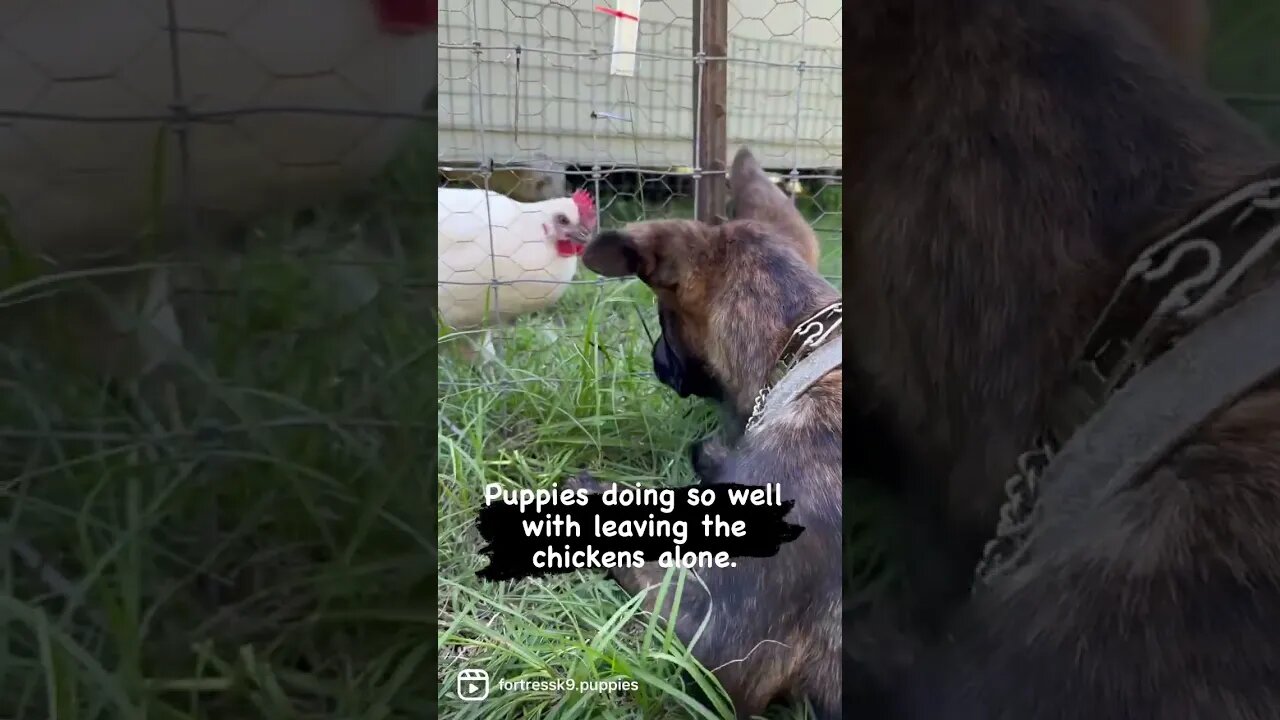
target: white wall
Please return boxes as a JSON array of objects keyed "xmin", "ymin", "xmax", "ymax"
[{"xmin": 437, "ymin": 0, "xmax": 842, "ymax": 172}]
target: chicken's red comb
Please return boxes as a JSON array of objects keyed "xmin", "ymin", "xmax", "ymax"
[{"xmin": 572, "ymin": 189, "xmax": 597, "ymax": 227}]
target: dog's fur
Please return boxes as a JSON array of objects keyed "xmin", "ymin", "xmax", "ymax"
[
  {"xmin": 836, "ymin": 0, "xmax": 1280, "ymax": 718},
  {"xmin": 575, "ymin": 151, "xmax": 844, "ymax": 717}
]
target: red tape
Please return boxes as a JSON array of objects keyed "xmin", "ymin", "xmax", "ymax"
[{"xmin": 595, "ymin": 5, "xmax": 639, "ymax": 21}]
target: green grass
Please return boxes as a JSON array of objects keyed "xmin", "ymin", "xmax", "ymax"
[
  {"xmin": 0, "ymin": 128, "xmax": 438, "ymax": 719},
  {"xmin": 436, "ymin": 195, "xmax": 843, "ymax": 720}
]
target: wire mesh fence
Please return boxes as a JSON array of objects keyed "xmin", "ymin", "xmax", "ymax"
[{"xmin": 436, "ymin": 0, "xmax": 844, "ymax": 393}]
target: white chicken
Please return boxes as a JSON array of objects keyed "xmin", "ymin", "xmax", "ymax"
[{"xmin": 437, "ymin": 187, "xmax": 598, "ymax": 357}]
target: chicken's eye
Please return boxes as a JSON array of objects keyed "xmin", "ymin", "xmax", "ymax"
[{"xmin": 554, "ymin": 213, "xmax": 569, "ymax": 225}]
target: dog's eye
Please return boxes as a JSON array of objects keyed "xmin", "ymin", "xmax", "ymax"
[{"xmin": 554, "ymin": 213, "xmax": 569, "ymax": 225}]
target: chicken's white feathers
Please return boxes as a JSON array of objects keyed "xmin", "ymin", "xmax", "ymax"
[{"xmin": 437, "ymin": 188, "xmax": 588, "ymax": 330}]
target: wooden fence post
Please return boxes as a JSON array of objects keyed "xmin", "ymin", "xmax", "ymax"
[{"xmin": 692, "ymin": 0, "xmax": 728, "ymax": 223}]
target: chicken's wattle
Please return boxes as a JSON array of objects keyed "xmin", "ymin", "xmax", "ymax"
[{"xmin": 555, "ymin": 239, "xmax": 587, "ymax": 257}]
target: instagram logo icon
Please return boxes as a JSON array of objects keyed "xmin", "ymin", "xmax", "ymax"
[{"xmin": 457, "ymin": 669, "xmax": 489, "ymax": 702}]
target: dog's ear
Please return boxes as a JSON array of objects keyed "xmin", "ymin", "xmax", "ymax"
[
  {"xmin": 729, "ymin": 146, "xmax": 821, "ymax": 270},
  {"xmin": 581, "ymin": 229, "xmax": 642, "ymax": 277},
  {"xmin": 583, "ymin": 220, "xmax": 699, "ymax": 289}
]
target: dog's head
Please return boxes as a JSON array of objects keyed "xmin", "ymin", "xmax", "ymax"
[
  {"xmin": 584, "ymin": 147, "xmax": 828, "ymax": 409},
  {"xmin": 584, "ymin": 218, "xmax": 721, "ymax": 398},
  {"xmin": 584, "ymin": 213, "xmax": 835, "ymax": 416},
  {"xmin": 584, "ymin": 148, "xmax": 831, "ymax": 411}
]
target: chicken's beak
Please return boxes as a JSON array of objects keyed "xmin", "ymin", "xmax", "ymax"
[
  {"xmin": 554, "ymin": 225, "xmax": 592, "ymax": 258},
  {"xmin": 573, "ymin": 228, "xmax": 590, "ymax": 256}
]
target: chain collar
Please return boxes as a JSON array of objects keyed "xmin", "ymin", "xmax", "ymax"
[
  {"xmin": 744, "ymin": 301, "xmax": 843, "ymax": 432},
  {"xmin": 972, "ymin": 173, "xmax": 1280, "ymax": 593}
]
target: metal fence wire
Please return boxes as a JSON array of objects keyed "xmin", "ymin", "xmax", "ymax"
[{"xmin": 436, "ymin": 0, "xmax": 843, "ymax": 390}]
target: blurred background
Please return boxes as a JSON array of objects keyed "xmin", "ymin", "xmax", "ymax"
[
  {"xmin": 1210, "ymin": 0, "xmax": 1280, "ymax": 140},
  {"xmin": 0, "ymin": 2, "xmax": 436, "ymax": 718}
]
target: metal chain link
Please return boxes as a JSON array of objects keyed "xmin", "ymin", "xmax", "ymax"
[
  {"xmin": 971, "ymin": 174, "xmax": 1280, "ymax": 594},
  {"xmin": 971, "ymin": 435, "xmax": 1055, "ymax": 588},
  {"xmin": 744, "ymin": 301, "xmax": 842, "ymax": 432}
]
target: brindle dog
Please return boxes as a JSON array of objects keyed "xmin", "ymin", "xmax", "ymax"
[
  {"xmin": 650, "ymin": 147, "xmax": 823, "ymax": 438},
  {"xmin": 571, "ymin": 147, "xmax": 843, "ymax": 718}
]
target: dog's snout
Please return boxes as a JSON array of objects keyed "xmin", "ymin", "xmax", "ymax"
[
  {"xmin": 652, "ymin": 328, "xmax": 724, "ymax": 402},
  {"xmin": 652, "ymin": 335, "xmax": 688, "ymax": 396}
]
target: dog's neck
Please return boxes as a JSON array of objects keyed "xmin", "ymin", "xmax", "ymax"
[
  {"xmin": 744, "ymin": 307, "xmax": 843, "ymax": 434},
  {"xmin": 721, "ymin": 286, "xmax": 843, "ymax": 421}
]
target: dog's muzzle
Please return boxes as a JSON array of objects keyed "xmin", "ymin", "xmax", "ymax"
[{"xmin": 653, "ymin": 308, "xmax": 724, "ymax": 401}]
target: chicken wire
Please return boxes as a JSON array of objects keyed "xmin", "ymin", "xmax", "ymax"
[{"xmin": 436, "ymin": 0, "xmax": 843, "ymax": 389}]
